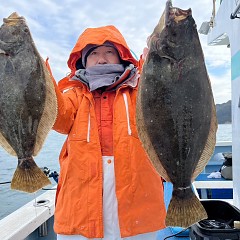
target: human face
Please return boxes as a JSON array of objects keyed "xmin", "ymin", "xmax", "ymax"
[{"xmin": 85, "ymin": 45, "xmax": 121, "ymax": 68}]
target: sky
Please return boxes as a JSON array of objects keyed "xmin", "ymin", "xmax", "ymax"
[{"xmin": 0, "ymin": 0, "xmax": 231, "ymax": 104}]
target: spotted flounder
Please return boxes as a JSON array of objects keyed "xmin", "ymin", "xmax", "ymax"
[
  {"xmin": 0, "ymin": 12, "xmax": 57, "ymax": 193},
  {"xmin": 136, "ymin": 1, "xmax": 218, "ymax": 227}
]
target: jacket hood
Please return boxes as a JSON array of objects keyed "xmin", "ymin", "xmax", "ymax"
[{"xmin": 67, "ymin": 25, "xmax": 138, "ymax": 75}]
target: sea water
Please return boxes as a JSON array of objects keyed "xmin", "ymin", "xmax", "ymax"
[
  {"xmin": 216, "ymin": 123, "xmax": 232, "ymax": 142},
  {"xmin": 0, "ymin": 124, "xmax": 232, "ymax": 220},
  {"xmin": 0, "ymin": 130, "xmax": 66, "ymax": 220}
]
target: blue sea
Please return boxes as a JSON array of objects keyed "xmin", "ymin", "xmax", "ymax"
[{"xmin": 0, "ymin": 124, "xmax": 232, "ymax": 220}]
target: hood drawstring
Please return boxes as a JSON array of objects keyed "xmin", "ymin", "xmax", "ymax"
[
  {"xmin": 123, "ymin": 93, "xmax": 132, "ymax": 136},
  {"xmin": 87, "ymin": 112, "xmax": 91, "ymax": 142}
]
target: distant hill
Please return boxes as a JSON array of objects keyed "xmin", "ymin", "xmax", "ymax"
[{"xmin": 216, "ymin": 100, "xmax": 232, "ymax": 124}]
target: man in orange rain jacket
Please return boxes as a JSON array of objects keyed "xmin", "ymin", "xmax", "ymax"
[{"xmin": 52, "ymin": 25, "xmax": 166, "ymax": 240}]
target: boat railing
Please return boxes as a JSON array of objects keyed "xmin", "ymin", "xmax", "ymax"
[{"xmin": 0, "ymin": 187, "xmax": 56, "ymax": 240}]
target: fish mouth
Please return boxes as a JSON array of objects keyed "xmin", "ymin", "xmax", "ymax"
[{"xmin": 165, "ymin": 0, "xmax": 192, "ymax": 25}]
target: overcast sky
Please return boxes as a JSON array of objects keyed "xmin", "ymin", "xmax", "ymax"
[{"xmin": 1, "ymin": 0, "xmax": 231, "ymax": 104}]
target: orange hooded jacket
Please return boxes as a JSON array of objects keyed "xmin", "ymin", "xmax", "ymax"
[{"xmin": 52, "ymin": 25, "xmax": 166, "ymax": 238}]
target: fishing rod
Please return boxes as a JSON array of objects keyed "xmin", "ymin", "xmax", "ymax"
[{"xmin": 40, "ymin": 167, "xmax": 59, "ymax": 183}]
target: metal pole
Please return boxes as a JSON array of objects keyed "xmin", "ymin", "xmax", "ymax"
[{"xmin": 38, "ymin": 221, "xmax": 48, "ymax": 237}]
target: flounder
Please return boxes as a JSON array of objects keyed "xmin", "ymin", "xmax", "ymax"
[
  {"xmin": 0, "ymin": 12, "xmax": 57, "ymax": 193},
  {"xmin": 136, "ymin": 1, "xmax": 218, "ymax": 227}
]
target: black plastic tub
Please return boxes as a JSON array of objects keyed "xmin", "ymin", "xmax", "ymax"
[{"xmin": 190, "ymin": 200, "xmax": 240, "ymax": 240}]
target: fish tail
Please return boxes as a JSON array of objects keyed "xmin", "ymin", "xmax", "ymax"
[
  {"xmin": 165, "ymin": 187, "xmax": 207, "ymax": 227},
  {"xmin": 11, "ymin": 157, "xmax": 51, "ymax": 193}
]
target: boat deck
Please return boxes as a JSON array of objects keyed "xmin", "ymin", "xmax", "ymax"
[
  {"xmin": 0, "ymin": 142, "xmax": 234, "ymax": 239},
  {"xmin": 0, "ymin": 177, "xmax": 235, "ymax": 240}
]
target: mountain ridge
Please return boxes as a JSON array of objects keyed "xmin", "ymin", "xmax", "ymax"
[{"xmin": 215, "ymin": 100, "xmax": 231, "ymax": 124}]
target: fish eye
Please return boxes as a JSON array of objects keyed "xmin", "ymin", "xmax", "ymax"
[{"xmin": 23, "ymin": 28, "xmax": 29, "ymax": 33}]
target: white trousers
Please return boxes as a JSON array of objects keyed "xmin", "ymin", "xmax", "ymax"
[{"xmin": 57, "ymin": 156, "xmax": 158, "ymax": 240}]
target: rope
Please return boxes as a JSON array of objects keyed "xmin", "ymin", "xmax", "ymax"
[
  {"xmin": 163, "ymin": 227, "xmax": 190, "ymax": 240},
  {"xmin": 0, "ymin": 181, "xmax": 11, "ymax": 185}
]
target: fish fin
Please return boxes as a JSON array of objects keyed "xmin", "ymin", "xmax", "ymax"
[
  {"xmin": 166, "ymin": 189, "xmax": 207, "ymax": 227},
  {"xmin": 144, "ymin": 140, "xmax": 171, "ymax": 182},
  {"xmin": 0, "ymin": 132, "xmax": 16, "ymax": 156},
  {"xmin": 146, "ymin": 4, "xmax": 167, "ymax": 53},
  {"xmin": 33, "ymin": 59, "xmax": 58, "ymax": 156},
  {"xmin": 136, "ymin": 81, "xmax": 170, "ymax": 181},
  {"xmin": 192, "ymin": 100, "xmax": 218, "ymax": 180},
  {"xmin": 137, "ymin": 125, "xmax": 170, "ymax": 181},
  {"xmin": 11, "ymin": 157, "xmax": 51, "ymax": 193}
]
